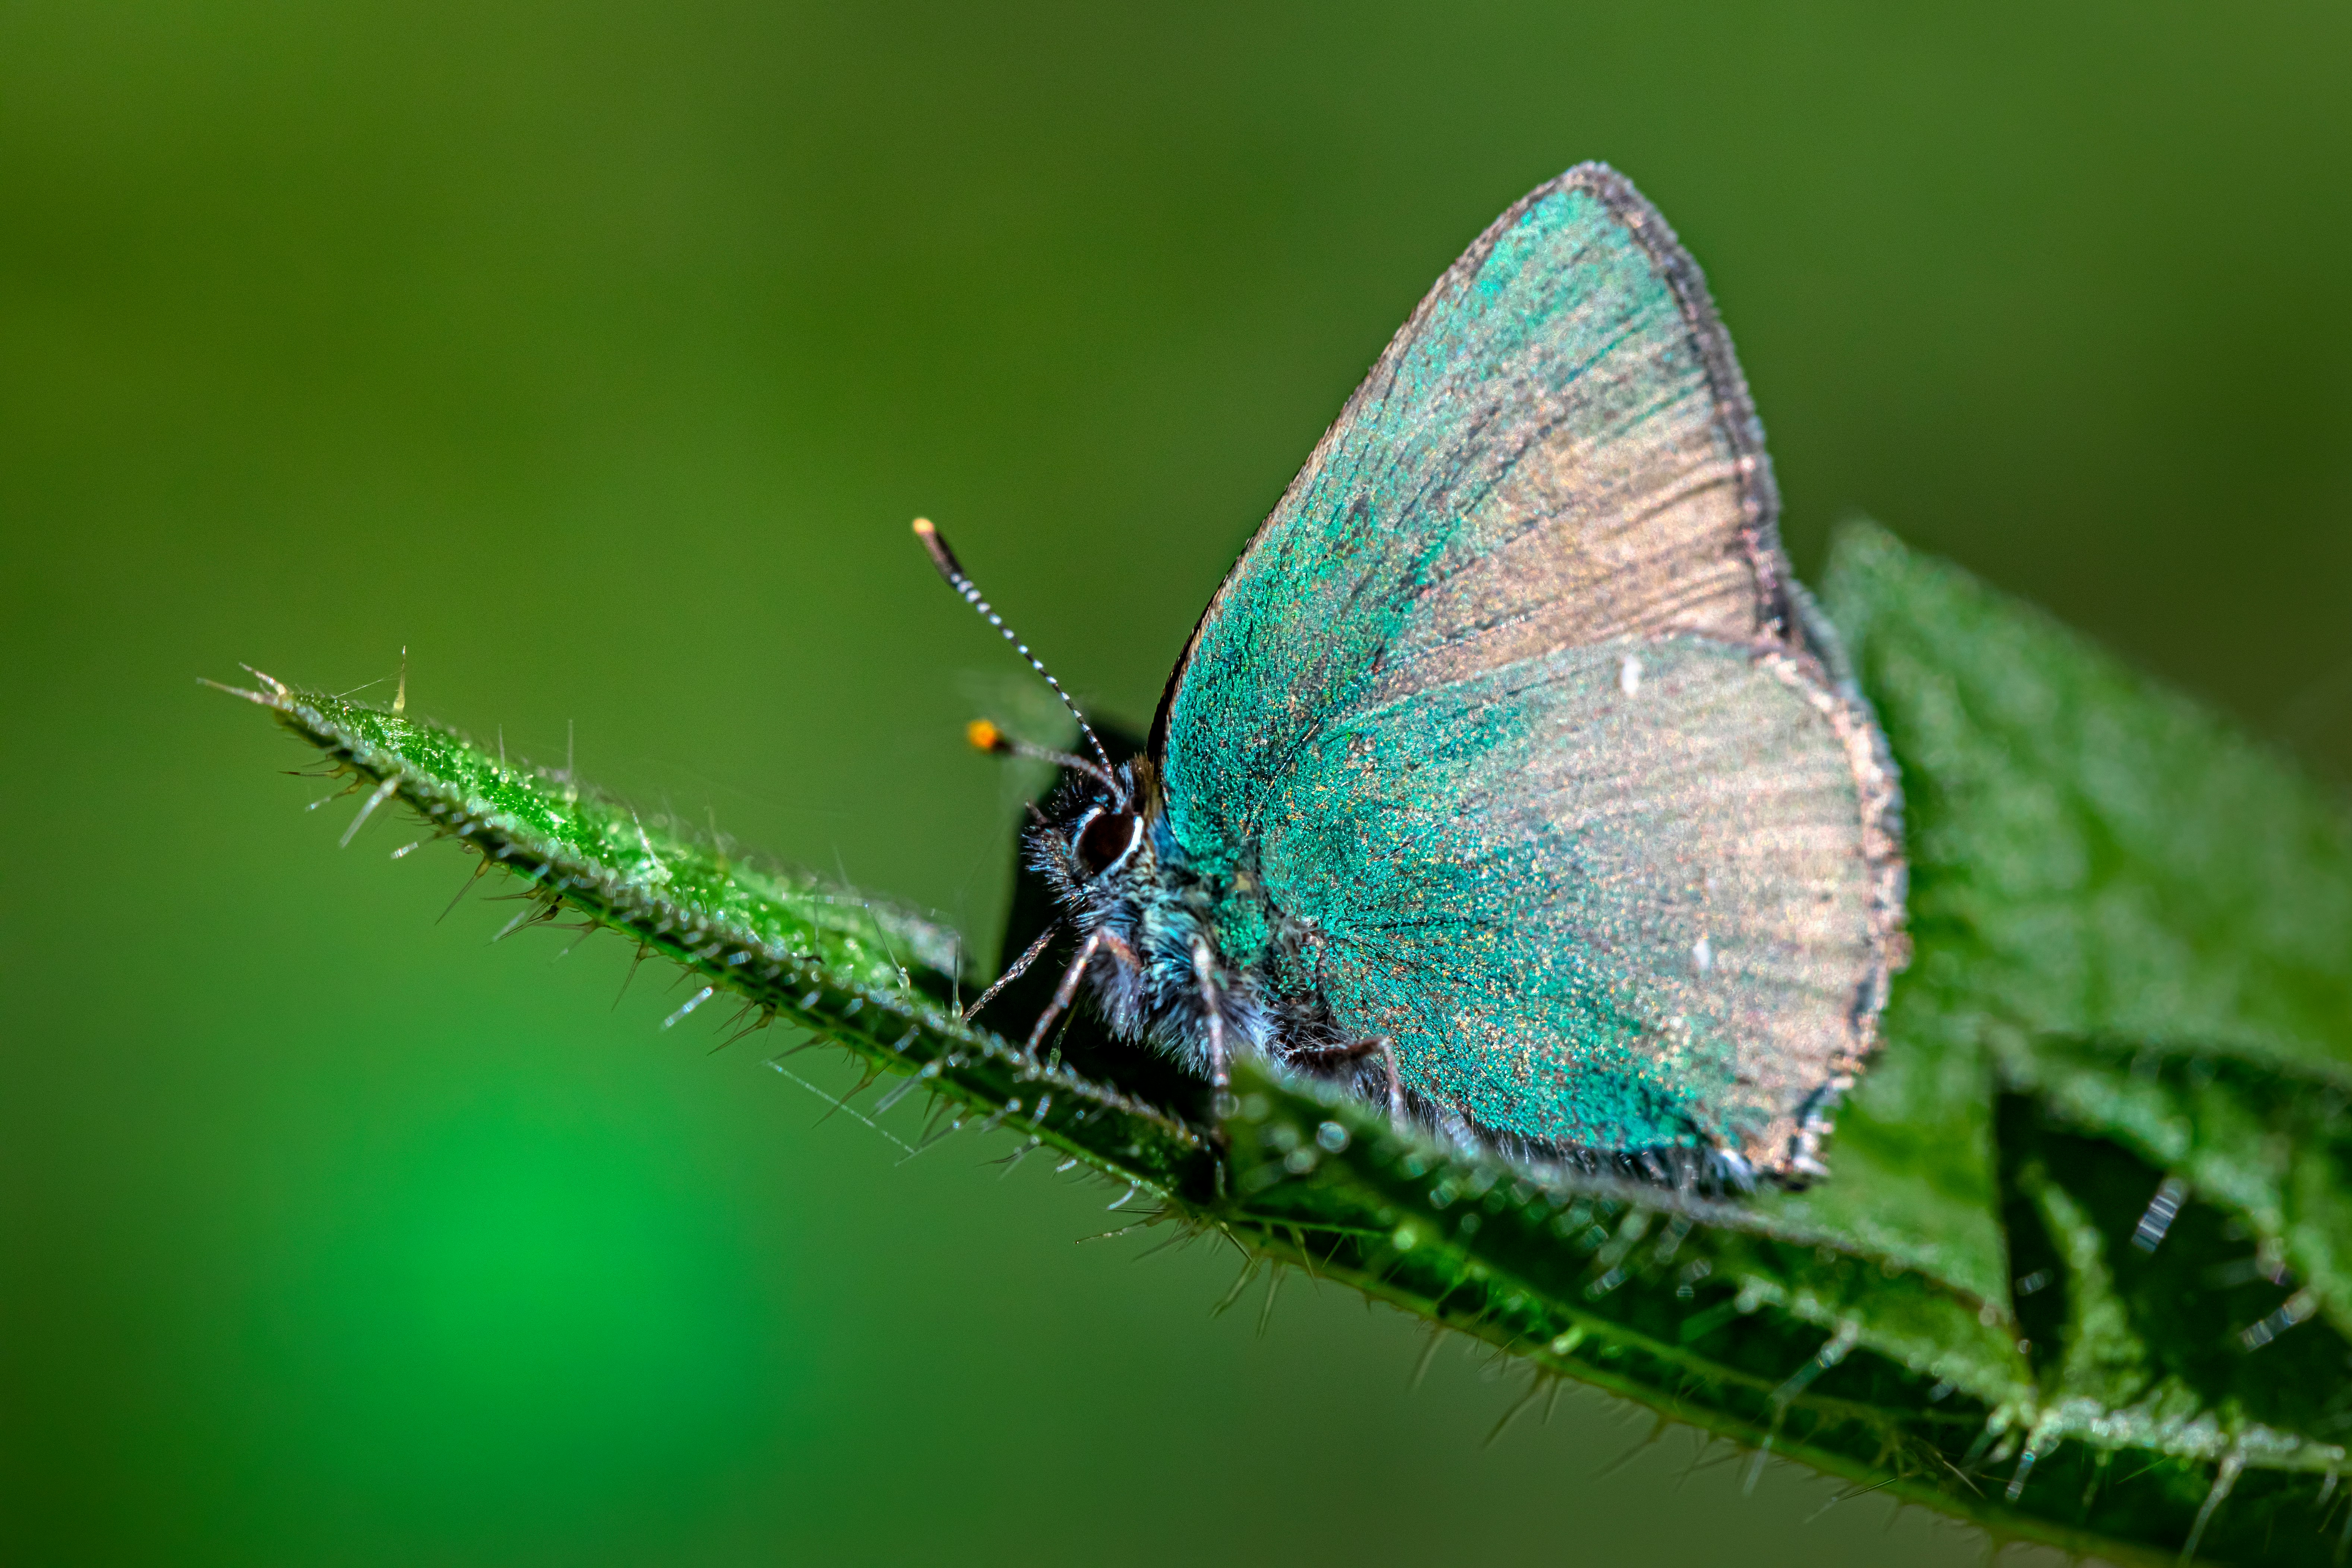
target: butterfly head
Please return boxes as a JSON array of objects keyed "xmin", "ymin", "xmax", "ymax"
[{"xmin": 1027, "ymin": 754, "xmax": 1161, "ymax": 902}]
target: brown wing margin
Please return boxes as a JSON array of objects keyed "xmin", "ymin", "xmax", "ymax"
[{"xmin": 1147, "ymin": 161, "xmax": 1795, "ymax": 771}]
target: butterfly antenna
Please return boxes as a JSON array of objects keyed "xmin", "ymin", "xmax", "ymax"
[
  {"xmin": 911, "ymin": 517, "xmax": 1125, "ymax": 799},
  {"xmin": 964, "ymin": 720, "xmax": 1120, "ymax": 797}
]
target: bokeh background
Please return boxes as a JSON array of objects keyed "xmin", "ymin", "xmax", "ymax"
[{"xmin": 7, "ymin": 4, "xmax": 2350, "ymax": 1564}]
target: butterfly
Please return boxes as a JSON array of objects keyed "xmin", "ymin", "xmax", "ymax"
[{"xmin": 918, "ymin": 162, "xmax": 1907, "ymax": 1186}]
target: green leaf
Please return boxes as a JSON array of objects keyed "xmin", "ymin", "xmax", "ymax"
[{"xmin": 219, "ymin": 524, "xmax": 2352, "ymax": 1565}]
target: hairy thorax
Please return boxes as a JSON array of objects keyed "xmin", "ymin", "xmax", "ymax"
[{"xmin": 1029, "ymin": 773, "xmax": 1362, "ymax": 1085}]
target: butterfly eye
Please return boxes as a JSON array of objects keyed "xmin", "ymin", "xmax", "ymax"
[{"xmin": 1071, "ymin": 811, "xmax": 1142, "ymax": 878}]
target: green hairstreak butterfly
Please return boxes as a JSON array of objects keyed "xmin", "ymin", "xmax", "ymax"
[{"xmin": 920, "ymin": 162, "xmax": 1906, "ymax": 1186}]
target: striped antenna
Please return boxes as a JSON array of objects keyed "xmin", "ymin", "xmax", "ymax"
[{"xmin": 911, "ymin": 518, "xmax": 1123, "ymax": 799}]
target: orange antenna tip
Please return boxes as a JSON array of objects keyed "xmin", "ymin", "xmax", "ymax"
[
  {"xmin": 910, "ymin": 515, "xmax": 965, "ymax": 582},
  {"xmin": 966, "ymin": 718, "xmax": 1009, "ymax": 754}
]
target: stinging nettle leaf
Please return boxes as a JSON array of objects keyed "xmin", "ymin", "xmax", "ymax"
[{"xmin": 218, "ymin": 525, "xmax": 2352, "ymax": 1566}]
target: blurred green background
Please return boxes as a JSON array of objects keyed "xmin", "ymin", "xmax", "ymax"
[{"xmin": 6, "ymin": 4, "xmax": 2349, "ymax": 1564}]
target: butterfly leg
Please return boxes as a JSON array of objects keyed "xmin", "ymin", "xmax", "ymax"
[
  {"xmin": 1285, "ymin": 1034, "xmax": 1407, "ymax": 1131},
  {"xmin": 1025, "ymin": 925, "xmax": 1136, "ymax": 1054},
  {"xmin": 962, "ymin": 920, "xmax": 1059, "ymax": 1023},
  {"xmin": 1190, "ymin": 940, "xmax": 1228, "ymax": 1096},
  {"xmin": 1375, "ymin": 1036, "xmax": 1405, "ymax": 1129}
]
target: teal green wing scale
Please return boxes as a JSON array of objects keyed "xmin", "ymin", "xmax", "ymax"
[{"xmin": 1156, "ymin": 164, "xmax": 1905, "ymax": 1176}]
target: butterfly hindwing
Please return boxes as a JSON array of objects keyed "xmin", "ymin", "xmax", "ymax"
[{"xmin": 1155, "ymin": 163, "xmax": 1903, "ymax": 1173}]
